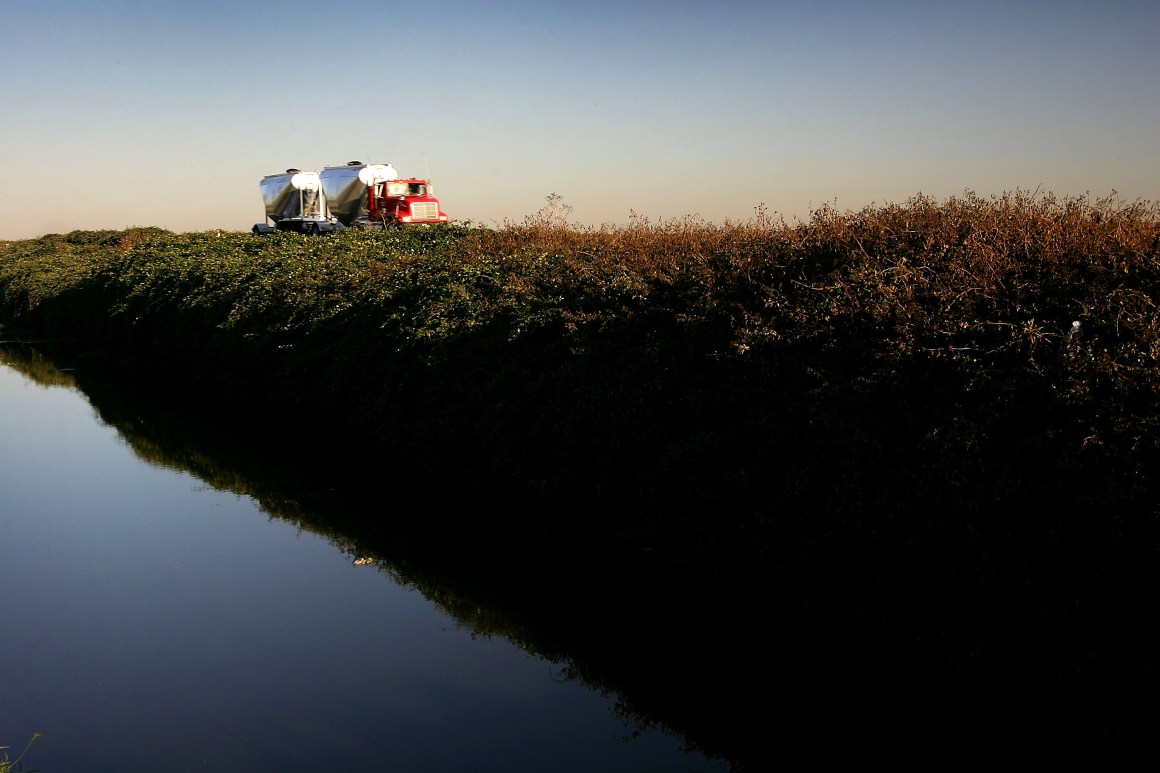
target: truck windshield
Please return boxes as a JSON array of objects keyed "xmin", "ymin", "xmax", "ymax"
[{"xmin": 387, "ymin": 182, "xmax": 427, "ymax": 196}]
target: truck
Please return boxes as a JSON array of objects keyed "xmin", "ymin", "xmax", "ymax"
[
  {"xmin": 253, "ymin": 169, "xmax": 333, "ymax": 235},
  {"xmin": 253, "ymin": 161, "xmax": 449, "ymax": 235}
]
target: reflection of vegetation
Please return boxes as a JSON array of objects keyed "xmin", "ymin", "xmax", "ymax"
[
  {"xmin": 2, "ymin": 192, "xmax": 1160, "ymax": 757},
  {"xmin": 0, "ymin": 341, "xmax": 77, "ymax": 390},
  {"xmin": 3, "ymin": 341, "xmax": 712, "ymax": 759}
]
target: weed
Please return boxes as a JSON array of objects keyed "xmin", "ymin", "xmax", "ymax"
[{"xmin": 0, "ymin": 732, "xmax": 43, "ymax": 772}]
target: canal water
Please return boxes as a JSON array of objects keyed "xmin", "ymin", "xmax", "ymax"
[{"xmin": 0, "ymin": 346, "xmax": 729, "ymax": 772}]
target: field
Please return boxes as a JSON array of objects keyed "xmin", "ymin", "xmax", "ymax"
[{"xmin": 3, "ymin": 189, "xmax": 1160, "ymax": 749}]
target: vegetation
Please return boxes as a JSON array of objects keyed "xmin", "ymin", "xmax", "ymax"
[
  {"xmin": 0, "ymin": 733, "xmax": 42, "ymax": 772},
  {"xmin": 2, "ymin": 190, "xmax": 1157, "ymax": 523},
  {"xmin": 3, "ymin": 189, "xmax": 1160, "ymax": 750}
]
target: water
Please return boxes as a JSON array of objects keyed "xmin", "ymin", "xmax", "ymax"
[{"xmin": 0, "ymin": 347, "xmax": 729, "ymax": 771}]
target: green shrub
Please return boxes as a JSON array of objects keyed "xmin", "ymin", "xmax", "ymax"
[{"xmin": 0, "ymin": 192, "xmax": 1157, "ymax": 525}]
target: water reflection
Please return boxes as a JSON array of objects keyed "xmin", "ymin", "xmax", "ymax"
[{"xmin": 0, "ymin": 342, "xmax": 734, "ymax": 771}]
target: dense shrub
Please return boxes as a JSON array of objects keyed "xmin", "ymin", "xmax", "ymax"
[
  {"xmin": 3, "ymin": 191, "xmax": 1158, "ymax": 525},
  {"xmin": 5, "ymin": 190, "xmax": 1160, "ymax": 744}
]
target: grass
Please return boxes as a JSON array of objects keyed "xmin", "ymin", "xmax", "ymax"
[{"xmin": 0, "ymin": 733, "xmax": 42, "ymax": 772}]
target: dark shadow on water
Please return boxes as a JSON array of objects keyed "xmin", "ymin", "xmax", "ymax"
[{"xmin": 5, "ymin": 338, "xmax": 1160, "ymax": 762}]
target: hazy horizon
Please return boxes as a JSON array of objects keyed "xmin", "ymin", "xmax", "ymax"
[{"xmin": 3, "ymin": 0, "xmax": 1158, "ymax": 239}]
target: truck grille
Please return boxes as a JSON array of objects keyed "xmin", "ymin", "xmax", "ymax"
[{"xmin": 410, "ymin": 202, "xmax": 440, "ymax": 220}]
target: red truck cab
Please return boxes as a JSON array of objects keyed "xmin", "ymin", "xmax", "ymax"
[{"xmin": 369, "ymin": 178, "xmax": 449, "ymax": 226}]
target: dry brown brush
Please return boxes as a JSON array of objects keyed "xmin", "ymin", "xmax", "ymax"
[{"xmin": 3, "ymin": 190, "xmax": 1160, "ymax": 741}]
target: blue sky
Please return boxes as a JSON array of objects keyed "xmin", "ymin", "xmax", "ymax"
[{"xmin": 2, "ymin": 0, "xmax": 1157, "ymax": 237}]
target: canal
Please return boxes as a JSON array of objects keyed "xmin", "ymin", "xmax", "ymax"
[{"xmin": 0, "ymin": 343, "xmax": 731, "ymax": 771}]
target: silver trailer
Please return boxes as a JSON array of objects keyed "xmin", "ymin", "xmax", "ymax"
[
  {"xmin": 319, "ymin": 162, "xmax": 399, "ymax": 227},
  {"xmin": 253, "ymin": 169, "xmax": 342, "ymax": 235}
]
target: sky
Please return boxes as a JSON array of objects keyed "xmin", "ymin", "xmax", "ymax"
[{"xmin": 1, "ymin": 0, "xmax": 1158, "ymax": 238}]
